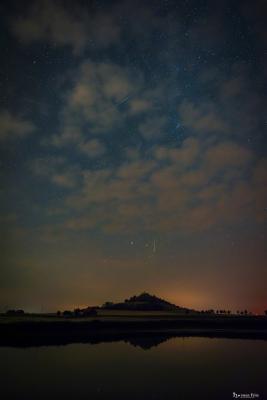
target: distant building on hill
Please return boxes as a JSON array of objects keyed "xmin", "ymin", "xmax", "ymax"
[{"xmin": 102, "ymin": 292, "xmax": 195, "ymax": 313}]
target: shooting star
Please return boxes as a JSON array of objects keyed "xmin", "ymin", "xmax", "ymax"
[{"xmin": 116, "ymin": 95, "xmax": 130, "ymax": 106}]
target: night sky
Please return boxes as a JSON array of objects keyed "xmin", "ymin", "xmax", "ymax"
[{"xmin": 1, "ymin": 0, "xmax": 266, "ymax": 313}]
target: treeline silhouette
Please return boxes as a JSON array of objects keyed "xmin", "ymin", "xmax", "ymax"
[{"xmin": 3, "ymin": 291, "xmax": 267, "ymax": 317}]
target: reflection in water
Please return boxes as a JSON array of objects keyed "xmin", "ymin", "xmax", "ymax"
[
  {"xmin": 0, "ymin": 329, "xmax": 266, "ymax": 349},
  {"xmin": 126, "ymin": 334, "xmax": 172, "ymax": 349},
  {"xmin": 1, "ymin": 337, "xmax": 267, "ymax": 400}
]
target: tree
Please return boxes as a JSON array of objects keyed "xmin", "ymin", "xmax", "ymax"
[
  {"xmin": 63, "ymin": 310, "xmax": 72, "ymax": 317},
  {"xmin": 74, "ymin": 308, "xmax": 82, "ymax": 317},
  {"xmin": 6, "ymin": 309, "xmax": 24, "ymax": 316},
  {"xmin": 102, "ymin": 302, "xmax": 114, "ymax": 309},
  {"xmin": 83, "ymin": 307, "xmax": 97, "ymax": 317}
]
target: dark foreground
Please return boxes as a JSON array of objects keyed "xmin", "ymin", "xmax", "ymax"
[
  {"xmin": 2, "ymin": 337, "xmax": 267, "ymax": 400},
  {"xmin": 1, "ymin": 314, "xmax": 267, "ymax": 348}
]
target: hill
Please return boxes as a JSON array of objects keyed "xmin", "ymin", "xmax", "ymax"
[{"xmin": 102, "ymin": 292, "xmax": 193, "ymax": 312}]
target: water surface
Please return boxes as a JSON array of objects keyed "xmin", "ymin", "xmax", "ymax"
[{"xmin": 1, "ymin": 337, "xmax": 266, "ymax": 400}]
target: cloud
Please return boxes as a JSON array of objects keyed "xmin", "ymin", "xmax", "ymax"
[
  {"xmin": 78, "ymin": 139, "xmax": 106, "ymax": 158},
  {"xmin": 0, "ymin": 110, "xmax": 35, "ymax": 141},
  {"xmin": 54, "ymin": 137, "xmax": 264, "ymax": 235},
  {"xmin": 204, "ymin": 141, "xmax": 253, "ymax": 170},
  {"xmin": 253, "ymin": 158, "xmax": 267, "ymax": 185},
  {"xmin": 217, "ymin": 65, "xmax": 264, "ymax": 139},
  {"xmin": 10, "ymin": 0, "xmax": 120, "ymax": 53},
  {"xmin": 198, "ymin": 62, "xmax": 266, "ymax": 141},
  {"xmin": 0, "ymin": 213, "xmax": 17, "ymax": 224},
  {"xmin": 179, "ymin": 61, "xmax": 265, "ymax": 142},
  {"xmin": 128, "ymin": 98, "xmax": 153, "ymax": 115},
  {"xmin": 50, "ymin": 173, "xmax": 77, "ymax": 189},
  {"xmin": 48, "ymin": 60, "xmax": 167, "ymax": 151},
  {"xmin": 49, "ymin": 60, "xmax": 142, "ymax": 149},
  {"xmin": 30, "ymin": 156, "xmax": 79, "ymax": 188},
  {"xmin": 154, "ymin": 137, "xmax": 200, "ymax": 165},
  {"xmin": 31, "ymin": 156, "xmax": 65, "ymax": 176},
  {"xmin": 49, "ymin": 126, "xmax": 83, "ymax": 147},
  {"xmin": 138, "ymin": 115, "xmax": 168, "ymax": 139},
  {"xmin": 64, "ymin": 61, "xmax": 140, "ymax": 132},
  {"xmin": 219, "ymin": 76, "xmax": 247, "ymax": 99},
  {"xmin": 124, "ymin": 148, "xmax": 141, "ymax": 161},
  {"xmin": 117, "ymin": 160, "xmax": 156, "ymax": 180},
  {"xmin": 178, "ymin": 100, "xmax": 228, "ymax": 135}
]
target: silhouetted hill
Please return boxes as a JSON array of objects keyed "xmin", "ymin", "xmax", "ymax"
[{"xmin": 102, "ymin": 292, "xmax": 194, "ymax": 312}]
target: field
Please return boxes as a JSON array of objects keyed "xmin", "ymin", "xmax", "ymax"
[
  {"xmin": 0, "ymin": 309, "xmax": 199, "ymax": 324},
  {"xmin": 0, "ymin": 309, "xmax": 266, "ymax": 325},
  {"xmin": 0, "ymin": 311, "xmax": 267, "ymax": 348}
]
